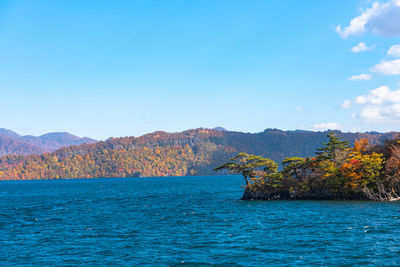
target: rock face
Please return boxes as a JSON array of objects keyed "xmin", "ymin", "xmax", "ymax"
[
  {"xmin": 241, "ymin": 186, "xmax": 369, "ymax": 201},
  {"xmin": 241, "ymin": 187, "xmax": 289, "ymax": 200}
]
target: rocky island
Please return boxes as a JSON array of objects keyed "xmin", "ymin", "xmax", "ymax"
[{"xmin": 215, "ymin": 132, "xmax": 400, "ymax": 201}]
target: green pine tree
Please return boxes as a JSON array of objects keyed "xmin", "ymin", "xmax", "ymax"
[
  {"xmin": 316, "ymin": 132, "xmax": 350, "ymax": 163},
  {"xmin": 214, "ymin": 152, "xmax": 278, "ymax": 185}
]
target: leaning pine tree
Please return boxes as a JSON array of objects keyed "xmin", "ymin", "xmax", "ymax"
[{"xmin": 214, "ymin": 152, "xmax": 278, "ymax": 185}]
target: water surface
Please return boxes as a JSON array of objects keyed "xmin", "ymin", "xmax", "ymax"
[{"xmin": 1, "ymin": 176, "xmax": 400, "ymax": 265}]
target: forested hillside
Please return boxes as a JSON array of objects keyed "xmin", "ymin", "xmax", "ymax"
[{"xmin": 0, "ymin": 128, "xmax": 398, "ymax": 180}]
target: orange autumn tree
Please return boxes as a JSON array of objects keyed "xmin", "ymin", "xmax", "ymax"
[
  {"xmin": 385, "ymin": 141, "xmax": 400, "ymax": 176},
  {"xmin": 340, "ymin": 138, "xmax": 384, "ymax": 193}
]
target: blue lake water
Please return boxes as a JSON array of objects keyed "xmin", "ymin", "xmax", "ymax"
[{"xmin": 1, "ymin": 175, "xmax": 400, "ymax": 266}]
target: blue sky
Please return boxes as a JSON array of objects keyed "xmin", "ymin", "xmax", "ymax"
[{"xmin": 1, "ymin": 0, "xmax": 400, "ymax": 140}]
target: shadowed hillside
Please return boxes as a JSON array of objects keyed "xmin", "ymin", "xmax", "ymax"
[{"xmin": 0, "ymin": 128, "xmax": 97, "ymax": 156}]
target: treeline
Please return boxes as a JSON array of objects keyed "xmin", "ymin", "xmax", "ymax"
[
  {"xmin": 0, "ymin": 143, "xmax": 233, "ymax": 180},
  {"xmin": 0, "ymin": 128, "xmax": 398, "ymax": 181},
  {"xmin": 216, "ymin": 133, "xmax": 400, "ymax": 201}
]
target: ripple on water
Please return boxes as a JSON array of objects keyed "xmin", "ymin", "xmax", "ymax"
[{"xmin": 1, "ymin": 176, "xmax": 400, "ymax": 266}]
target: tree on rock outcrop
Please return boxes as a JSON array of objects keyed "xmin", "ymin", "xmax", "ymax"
[{"xmin": 214, "ymin": 152, "xmax": 278, "ymax": 185}]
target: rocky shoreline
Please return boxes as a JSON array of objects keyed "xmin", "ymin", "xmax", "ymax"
[{"xmin": 241, "ymin": 186, "xmax": 370, "ymax": 201}]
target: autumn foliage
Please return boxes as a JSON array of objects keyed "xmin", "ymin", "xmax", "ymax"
[
  {"xmin": 0, "ymin": 129, "xmax": 234, "ymax": 180},
  {"xmin": 217, "ymin": 133, "xmax": 400, "ymax": 201}
]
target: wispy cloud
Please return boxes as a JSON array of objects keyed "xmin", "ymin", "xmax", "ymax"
[
  {"xmin": 351, "ymin": 42, "xmax": 371, "ymax": 53},
  {"xmin": 336, "ymin": 0, "xmax": 400, "ymax": 38},
  {"xmin": 388, "ymin": 44, "xmax": 400, "ymax": 57},
  {"xmin": 348, "ymin": 73, "xmax": 371, "ymax": 81},
  {"xmin": 313, "ymin": 122, "xmax": 342, "ymax": 131},
  {"xmin": 341, "ymin": 100, "xmax": 352, "ymax": 109}
]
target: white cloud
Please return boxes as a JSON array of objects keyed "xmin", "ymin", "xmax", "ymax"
[
  {"xmin": 295, "ymin": 107, "xmax": 303, "ymax": 112},
  {"xmin": 313, "ymin": 122, "xmax": 342, "ymax": 131},
  {"xmin": 348, "ymin": 73, "xmax": 371, "ymax": 80},
  {"xmin": 388, "ymin": 44, "xmax": 400, "ymax": 57},
  {"xmin": 341, "ymin": 100, "xmax": 352, "ymax": 109},
  {"xmin": 351, "ymin": 42, "xmax": 371, "ymax": 52},
  {"xmin": 344, "ymin": 86, "xmax": 400, "ymax": 122},
  {"xmin": 372, "ymin": 59, "xmax": 400, "ymax": 75},
  {"xmin": 336, "ymin": 0, "xmax": 400, "ymax": 38}
]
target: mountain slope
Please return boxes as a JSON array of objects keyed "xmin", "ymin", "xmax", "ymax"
[
  {"xmin": 0, "ymin": 128, "xmax": 398, "ymax": 180},
  {"xmin": 0, "ymin": 135, "xmax": 45, "ymax": 156},
  {"xmin": 0, "ymin": 128, "xmax": 21, "ymax": 139},
  {"xmin": 0, "ymin": 128, "xmax": 97, "ymax": 156},
  {"xmin": 23, "ymin": 132, "xmax": 97, "ymax": 151}
]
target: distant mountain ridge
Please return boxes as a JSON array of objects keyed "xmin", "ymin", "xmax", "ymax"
[
  {"xmin": 0, "ymin": 128, "xmax": 97, "ymax": 156},
  {"xmin": 0, "ymin": 127, "xmax": 399, "ymax": 180}
]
